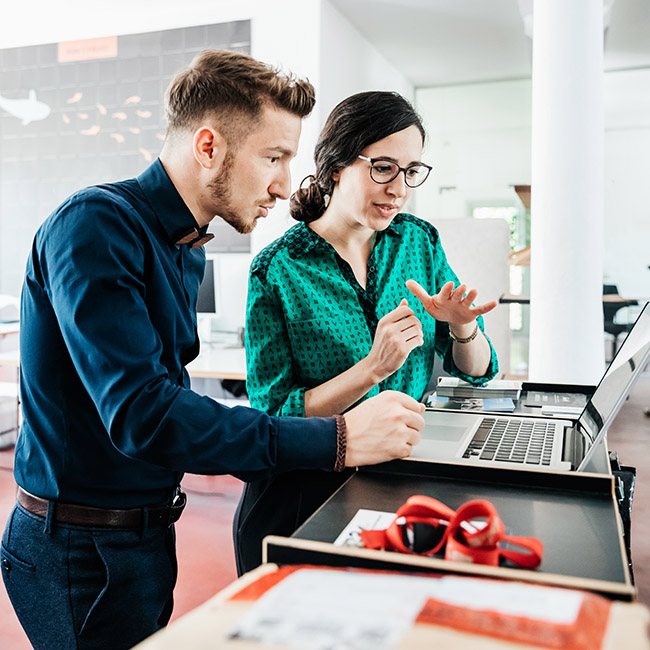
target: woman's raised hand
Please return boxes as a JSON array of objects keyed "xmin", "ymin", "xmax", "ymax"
[{"xmin": 405, "ymin": 279, "xmax": 496, "ymax": 326}]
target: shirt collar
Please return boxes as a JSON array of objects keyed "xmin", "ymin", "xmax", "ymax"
[
  {"xmin": 286, "ymin": 216, "xmax": 403, "ymax": 258},
  {"xmin": 137, "ymin": 158, "xmax": 212, "ymax": 247}
]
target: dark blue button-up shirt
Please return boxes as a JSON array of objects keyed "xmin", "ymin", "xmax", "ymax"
[{"xmin": 15, "ymin": 159, "xmax": 336, "ymax": 508}]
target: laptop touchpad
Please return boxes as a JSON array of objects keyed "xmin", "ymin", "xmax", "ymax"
[{"xmin": 424, "ymin": 424, "xmax": 468, "ymax": 442}]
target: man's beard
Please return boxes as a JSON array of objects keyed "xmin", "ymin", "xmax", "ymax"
[{"xmin": 207, "ymin": 152, "xmax": 256, "ymax": 235}]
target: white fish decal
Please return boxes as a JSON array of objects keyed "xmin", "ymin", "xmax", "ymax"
[{"xmin": 0, "ymin": 89, "xmax": 51, "ymax": 125}]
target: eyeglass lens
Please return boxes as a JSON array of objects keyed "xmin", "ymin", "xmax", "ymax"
[{"xmin": 370, "ymin": 161, "xmax": 430, "ymax": 187}]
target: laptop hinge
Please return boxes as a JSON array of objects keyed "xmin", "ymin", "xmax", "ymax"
[{"xmin": 562, "ymin": 424, "xmax": 586, "ymax": 469}]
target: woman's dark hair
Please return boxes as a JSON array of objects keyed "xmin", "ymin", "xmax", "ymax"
[{"xmin": 290, "ymin": 90, "xmax": 426, "ymax": 223}]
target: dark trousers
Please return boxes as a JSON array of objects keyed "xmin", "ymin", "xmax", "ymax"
[
  {"xmin": 233, "ymin": 468, "xmax": 353, "ymax": 576},
  {"xmin": 1, "ymin": 503, "xmax": 177, "ymax": 650}
]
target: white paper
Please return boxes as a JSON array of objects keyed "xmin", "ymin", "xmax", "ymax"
[
  {"xmin": 228, "ymin": 569, "xmax": 584, "ymax": 650},
  {"xmin": 333, "ymin": 509, "xmax": 396, "ymax": 547}
]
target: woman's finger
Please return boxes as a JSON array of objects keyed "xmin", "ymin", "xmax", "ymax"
[
  {"xmin": 471, "ymin": 300, "xmax": 498, "ymax": 316},
  {"xmin": 462, "ymin": 288, "xmax": 478, "ymax": 305},
  {"xmin": 405, "ymin": 279, "xmax": 430, "ymax": 303},
  {"xmin": 451, "ymin": 284, "xmax": 467, "ymax": 301}
]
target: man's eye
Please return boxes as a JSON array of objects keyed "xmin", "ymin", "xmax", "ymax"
[{"xmin": 269, "ymin": 157, "xmax": 279, "ymax": 163}]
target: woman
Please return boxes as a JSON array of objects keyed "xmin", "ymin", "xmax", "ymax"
[{"xmin": 233, "ymin": 91, "xmax": 498, "ymax": 574}]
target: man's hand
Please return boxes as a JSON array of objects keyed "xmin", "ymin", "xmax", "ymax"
[
  {"xmin": 406, "ymin": 279, "xmax": 496, "ymax": 327},
  {"xmin": 365, "ymin": 299, "xmax": 423, "ymax": 383},
  {"xmin": 343, "ymin": 391, "xmax": 425, "ymax": 466}
]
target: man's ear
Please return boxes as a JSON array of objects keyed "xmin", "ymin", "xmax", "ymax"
[{"xmin": 192, "ymin": 126, "xmax": 227, "ymax": 170}]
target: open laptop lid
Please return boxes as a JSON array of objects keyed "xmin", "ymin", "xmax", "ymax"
[{"xmin": 576, "ymin": 301, "xmax": 650, "ymax": 471}]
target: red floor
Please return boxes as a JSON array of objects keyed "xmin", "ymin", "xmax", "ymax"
[{"xmin": 1, "ymin": 376, "xmax": 649, "ymax": 648}]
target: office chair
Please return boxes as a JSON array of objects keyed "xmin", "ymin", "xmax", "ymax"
[{"xmin": 603, "ymin": 284, "xmax": 634, "ymax": 362}]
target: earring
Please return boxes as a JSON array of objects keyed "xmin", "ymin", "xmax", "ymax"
[{"xmin": 323, "ymin": 194, "xmax": 330, "ymax": 208}]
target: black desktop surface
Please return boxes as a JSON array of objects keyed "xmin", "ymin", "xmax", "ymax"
[{"xmin": 288, "ymin": 464, "xmax": 627, "ymax": 586}]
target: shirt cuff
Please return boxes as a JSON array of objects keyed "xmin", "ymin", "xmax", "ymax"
[{"xmin": 275, "ymin": 415, "xmax": 337, "ymax": 472}]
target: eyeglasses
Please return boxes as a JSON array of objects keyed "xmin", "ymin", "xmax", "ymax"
[{"xmin": 357, "ymin": 155, "xmax": 432, "ymax": 188}]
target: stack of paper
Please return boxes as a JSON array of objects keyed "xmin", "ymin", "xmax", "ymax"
[{"xmin": 436, "ymin": 378, "xmax": 522, "ymax": 400}]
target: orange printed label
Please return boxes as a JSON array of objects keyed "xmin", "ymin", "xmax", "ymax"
[{"xmin": 58, "ymin": 36, "xmax": 118, "ymax": 63}]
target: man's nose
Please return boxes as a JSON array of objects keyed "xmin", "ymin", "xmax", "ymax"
[{"xmin": 270, "ymin": 165, "xmax": 292, "ymax": 200}]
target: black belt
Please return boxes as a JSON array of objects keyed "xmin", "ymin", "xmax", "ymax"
[{"xmin": 16, "ymin": 486, "xmax": 187, "ymax": 529}]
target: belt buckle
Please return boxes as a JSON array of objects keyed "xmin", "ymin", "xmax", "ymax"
[{"xmin": 167, "ymin": 489, "xmax": 187, "ymax": 527}]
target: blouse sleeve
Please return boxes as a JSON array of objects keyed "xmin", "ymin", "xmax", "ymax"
[{"xmin": 245, "ymin": 270, "xmax": 308, "ymax": 417}]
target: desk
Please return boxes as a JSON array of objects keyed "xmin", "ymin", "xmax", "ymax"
[
  {"xmin": 0, "ymin": 351, "xmax": 19, "ymax": 368},
  {"xmin": 499, "ymin": 293, "xmax": 644, "ymax": 306},
  {"xmin": 267, "ymin": 462, "xmax": 633, "ymax": 599},
  {"xmin": 186, "ymin": 346, "xmax": 246, "ymax": 381},
  {"xmin": 0, "ymin": 322, "xmax": 19, "ymax": 338},
  {"xmin": 0, "ymin": 349, "xmax": 20, "ymax": 442},
  {"xmin": 0, "ymin": 348, "xmax": 246, "ymax": 380},
  {"xmin": 133, "ymin": 563, "xmax": 650, "ymax": 649}
]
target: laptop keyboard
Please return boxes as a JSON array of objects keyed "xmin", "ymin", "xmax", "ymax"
[{"xmin": 462, "ymin": 417, "xmax": 556, "ymax": 465}]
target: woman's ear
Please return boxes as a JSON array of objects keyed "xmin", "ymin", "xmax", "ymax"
[{"xmin": 331, "ymin": 169, "xmax": 340, "ymax": 183}]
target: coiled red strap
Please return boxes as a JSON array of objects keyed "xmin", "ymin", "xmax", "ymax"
[{"xmin": 360, "ymin": 495, "xmax": 543, "ymax": 569}]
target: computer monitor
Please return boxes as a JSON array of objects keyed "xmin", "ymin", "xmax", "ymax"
[
  {"xmin": 196, "ymin": 254, "xmax": 249, "ymax": 346},
  {"xmin": 197, "ymin": 259, "xmax": 217, "ymax": 314}
]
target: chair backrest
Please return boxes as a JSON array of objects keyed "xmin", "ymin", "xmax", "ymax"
[{"xmin": 602, "ymin": 284, "xmax": 628, "ymax": 328}]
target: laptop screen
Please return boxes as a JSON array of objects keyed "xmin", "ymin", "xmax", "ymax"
[{"xmin": 578, "ymin": 302, "xmax": 650, "ymax": 450}]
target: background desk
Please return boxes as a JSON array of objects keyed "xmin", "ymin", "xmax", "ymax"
[
  {"xmin": 499, "ymin": 293, "xmax": 643, "ymax": 306},
  {"xmin": 186, "ymin": 346, "xmax": 246, "ymax": 381},
  {"xmin": 0, "ymin": 348, "xmax": 20, "ymax": 444},
  {"xmin": 0, "ymin": 346, "xmax": 247, "ymax": 380},
  {"xmin": 0, "ymin": 323, "xmax": 19, "ymax": 338},
  {"xmin": 0, "ymin": 351, "xmax": 19, "ymax": 369}
]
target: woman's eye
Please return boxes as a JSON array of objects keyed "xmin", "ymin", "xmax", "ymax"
[{"xmin": 373, "ymin": 164, "xmax": 393, "ymax": 175}]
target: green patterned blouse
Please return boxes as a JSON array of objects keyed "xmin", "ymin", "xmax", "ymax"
[{"xmin": 245, "ymin": 213, "xmax": 498, "ymax": 416}]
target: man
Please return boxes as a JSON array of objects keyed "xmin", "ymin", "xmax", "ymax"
[{"xmin": 1, "ymin": 50, "xmax": 424, "ymax": 650}]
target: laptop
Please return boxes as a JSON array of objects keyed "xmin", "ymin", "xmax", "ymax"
[{"xmin": 412, "ymin": 301, "xmax": 650, "ymax": 472}]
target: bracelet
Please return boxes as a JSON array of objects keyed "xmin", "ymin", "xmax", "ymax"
[
  {"xmin": 449, "ymin": 321, "xmax": 479, "ymax": 344},
  {"xmin": 334, "ymin": 415, "xmax": 347, "ymax": 472}
]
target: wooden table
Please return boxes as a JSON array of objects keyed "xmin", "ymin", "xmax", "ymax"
[
  {"xmin": 0, "ymin": 347, "xmax": 246, "ymax": 380},
  {"xmin": 186, "ymin": 346, "xmax": 246, "ymax": 381},
  {"xmin": 499, "ymin": 293, "xmax": 644, "ymax": 306}
]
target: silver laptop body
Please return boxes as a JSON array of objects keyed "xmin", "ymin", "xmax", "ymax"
[{"xmin": 412, "ymin": 302, "xmax": 650, "ymax": 472}]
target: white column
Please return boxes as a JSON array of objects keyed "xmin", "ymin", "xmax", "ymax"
[{"xmin": 528, "ymin": 0, "xmax": 605, "ymax": 383}]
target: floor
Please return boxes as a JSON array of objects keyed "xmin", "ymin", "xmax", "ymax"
[{"xmin": 0, "ymin": 375, "xmax": 649, "ymax": 648}]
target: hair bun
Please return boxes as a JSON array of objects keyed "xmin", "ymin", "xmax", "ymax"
[{"xmin": 290, "ymin": 175, "xmax": 327, "ymax": 223}]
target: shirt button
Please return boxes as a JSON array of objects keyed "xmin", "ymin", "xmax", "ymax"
[{"xmin": 1, "ymin": 558, "xmax": 10, "ymax": 572}]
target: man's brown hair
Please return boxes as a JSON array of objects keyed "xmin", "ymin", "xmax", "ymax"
[{"xmin": 165, "ymin": 49, "xmax": 315, "ymax": 142}]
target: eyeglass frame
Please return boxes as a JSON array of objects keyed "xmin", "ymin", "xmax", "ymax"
[{"xmin": 357, "ymin": 155, "xmax": 432, "ymax": 188}]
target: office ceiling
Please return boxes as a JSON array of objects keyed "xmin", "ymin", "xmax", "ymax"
[{"xmin": 328, "ymin": 0, "xmax": 650, "ymax": 87}]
